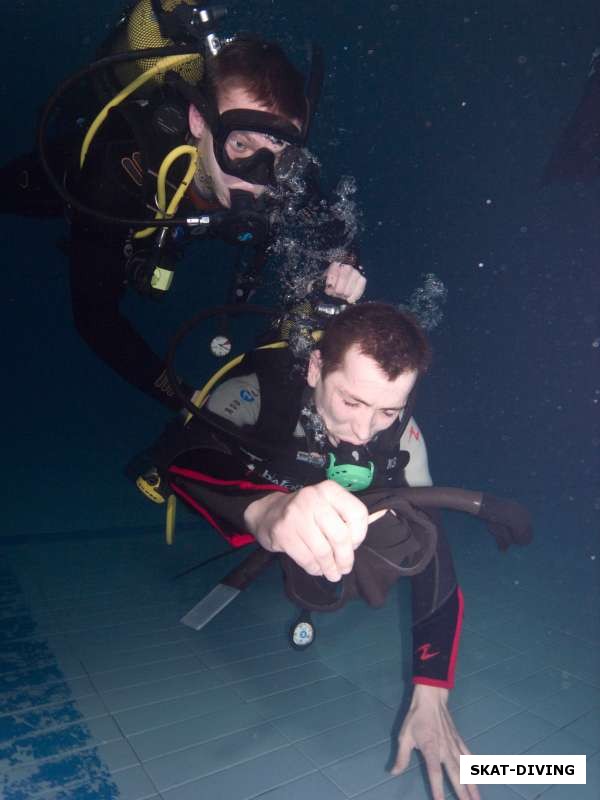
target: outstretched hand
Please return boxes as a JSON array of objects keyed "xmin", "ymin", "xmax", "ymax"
[{"xmin": 391, "ymin": 685, "xmax": 480, "ymax": 800}]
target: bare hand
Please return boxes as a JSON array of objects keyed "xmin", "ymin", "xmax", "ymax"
[
  {"xmin": 324, "ymin": 261, "xmax": 366, "ymax": 303},
  {"xmin": 243, "ymin": 480, "xmax": 369, "ymax": 582},
  {"xmin": 391, "ymin": 685, "xmax": 480, "ymax": 800}
]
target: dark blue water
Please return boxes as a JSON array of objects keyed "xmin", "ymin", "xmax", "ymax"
[{"xmin": 3, "ymin": 0, "xmax": 598, "ymax": 539}]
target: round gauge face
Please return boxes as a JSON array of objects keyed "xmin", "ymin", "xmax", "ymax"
[{"xmin": 210, "ymin": 335, "xmax": 232, "ymax": 357}]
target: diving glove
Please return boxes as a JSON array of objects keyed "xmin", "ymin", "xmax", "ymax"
[{"xmin": 478, "ymin": 494, "xmax": 533, "ymax": 551}]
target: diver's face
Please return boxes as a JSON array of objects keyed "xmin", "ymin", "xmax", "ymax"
[
  {"xmin": 307, "ymin": 345, "xmax": 417, "ymax": 447},
  {"xmin": 188, "ymin": 86, "xmax": 300, "ymax": 208}
]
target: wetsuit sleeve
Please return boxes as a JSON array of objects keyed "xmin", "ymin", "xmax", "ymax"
[
  {"xmin": 67, "ymin": 134, "xmax": 188, "ymax": 411},
  {"xmin": 410, "ymin": 510, "xmax": 463, "ymax": 688},
  {"xmin": 401, "ymin": 417, "xmax": 433, "ymax": 487}
]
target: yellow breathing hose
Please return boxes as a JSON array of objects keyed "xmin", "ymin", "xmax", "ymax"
[
  {"xmin": 165, "ymin": 494, "xmax": 177, "ymax": 546},
  {"xmin": 134, "ymin": 144, "xmax": 198, "ymax": 239},
  {"xmin": 166, "ymin": 341, "xmax": 288, "ymax": 544},
  {"xmin": 80, "ymin": 53, "xmax": 200, "ymax": 168},
  {"xmin": 163, "ymin": 328, "xmax": 321, "ymax": 544}
]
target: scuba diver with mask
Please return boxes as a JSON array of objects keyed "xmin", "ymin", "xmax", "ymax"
[
  {"xmin": 0, "ymin": 0, "xmax": 365, "ymax": 410},
  {"xmin": 131, "ymin": 300, "xmax": 532, "ymax": 800}
]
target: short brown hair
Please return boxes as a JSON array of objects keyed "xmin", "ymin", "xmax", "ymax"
[
  {"xmin": 205, "ymin": 37, "xmax": 307, "ymax": 123},
  {"xmin": 318, "ymin": 303, "xmax": 432, "ymax": 380}
]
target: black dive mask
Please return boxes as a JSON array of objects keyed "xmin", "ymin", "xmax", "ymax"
[{"xmin": 212, "ymin": 109, "xmax": 306, "ymax": 187}]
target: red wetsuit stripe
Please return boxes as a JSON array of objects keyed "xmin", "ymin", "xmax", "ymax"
[
  {"xmin": 169, "ymin": 465, "xmax": 289, "ymax": 494},
  {"xmin": 170, "ymin": 482, "xmax": 255, "ymax": 547},
  {"xmin": 413, "ymin": 586, "xmax": 464, "ymax": 689}
]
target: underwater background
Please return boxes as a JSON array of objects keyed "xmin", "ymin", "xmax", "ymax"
[
  {"xmin": 1, "ymin": 2, "xmax": 599, "ymax": 799},
  {"xmin": 3, "ymin": 0, "xmax": 598, "ymax": 537}
]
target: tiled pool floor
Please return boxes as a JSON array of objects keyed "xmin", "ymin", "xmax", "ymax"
[{"xmin": 1, "ymin": 504, "xmax": 598, "ymax": 799}]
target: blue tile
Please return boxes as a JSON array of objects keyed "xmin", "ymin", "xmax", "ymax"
[
  {"xmin": 191, "ymin": 620, "xmax": 289, "ymax": 653},
  {"xmin": 0, "ymin": 675, "xmax": 97, "ymax": 716},
  {"xmin": 272, "ymin": 691, "xmax": 388, "ymax": 742},
  {"xmin": 90, "ymin": 654, "xmax": 209, "ymax": 693},
  {"xmin": 41, "ymin": 766, "xmax": 159, "ymax": 799},
  {"xmin": 364, "ymin": 683, "xmax": 407, "ymax": 709},
  {"xmin": 0, "ymin": 714, "xmax": 122, "ymax": 769},
  {"xmin": 1, "ymin": 738, "xmax": 139, "ymax": 799},
  {"xmin": 252, "ymin": 770, "xmax": 347, "ymax": 800},
  {"xmin": 70, "ymin": 613, "xmax": 195, "ymax": 647},
  {"xmin": 130, "ymin": 701, "xmax": 270, "ymax": 761},
  {"xmin": 0, "ymin": 613, "xmax": 59, "ymax": 642},
  {"xmin": 526, "ymin": 680, "xmax": 600, "ymax": 727},
  {"xmin": 80, "ymin": 640, "xmax": 199, "ymax": 675},
  {"xmin": 296, "ymin": 707, "xmax": 396, "ymax": 768},
  {"xmin": 464, "ymin": 653, "xmax": 555, "ymax": 695},
  {"xmin": 231, "ymin": 661, "xmax": 336, "ymax": 701},
  {"xmin": 0, "ymin": 654, "xmax": 86, "ymax": 694},
  {"xmin": 114, "ymin": 683, "xmax": 243, "ymax": 735},
  {"xmin": 198, "ymin": 634, "xmax": 292, "ymax": 667},
  {"xmin": 338, "ymin": 657, "xmax": 407, "ymax": 699},
  {"xmin": 452, "ymin": 692, "xmax": 522, "ymax": 740},
  {"xmin": 57, "ymin": 601, "xmax": 183, "ymax": 634},
  {"xmin": 213, "ymin": 648, "xmax": 321, "ymax": 683},
  {"xmin": 496, "ymin": 668, "xmax": 570, "ymax": 707},
  {"xmin": 532, "ymin": 634, "xmax": 600, "ymax": 686},
  {"xmin": 446, "ymin": 786, "xmax": 524, "ymax": 800},
  {"xmin": 564, "ymin": 708, "xmax": 600, "ymax": 751},
  {"xmin": 247, "ymin": 675, "xmax": 359, "ymax": 719},
  {"xmin": 478, "ymin": 619, "xmax": 548, "ymax": 654},
  {"xmin": 0, "ymin": 637, "xmax": 74, "ymax": 674},
  {"xmin": 100, "ymin": 667, "xmax": 224, "ymax": 712},
  {"xmin": 350, "ymin": 764, "xmax": 431, "ymax": 799},
  {"xmin": 322, "ymin": 741, "xmax": 395, "ymax": 796},
  {"xmin": 455, "ymin": 634, "xmax": 517, "ymax": 678},
  {"xmin": 75, "ymin": 624, "xmax": 195, "ymax": 654},
  {"xmin": 311, "ymin": 622, "xmax": 398, "ymax": 661},
  {"xmin": 143, "ymin": 722, "xmax": 289, "ymax": 791},
  {"xmin": 0, "ymin": 694, "xmax": 106, "ymax": 743},
  {"xmin": 162, "ymin": 744, "xmax": 316, "ymax": 800},
  {"xmin": 468, "ymin": 711, "xmax": 558, "ymax": 755},
  {"xmin": 322, "ymin": 638, "xmax": 404, "ymax": 676},
  {"xmin": 448, "ymin": 673, "xmax": 498, "ymax": 712}
]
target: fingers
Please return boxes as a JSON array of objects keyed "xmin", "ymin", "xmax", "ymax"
[
  {"xmin": 305, "ymin": 500, "xmax": 356, "ymax": 581},
  {"xmin": 390, "ymin": 687, "xmax": 480, "ymax": 800},
  {"xmin": 324, "ymin": 261, "xmax": 366, "ymax": 303},
  {"xmin": 270, "ymin": 482, "xmax": 369, "ymax": 582},
  {"xmin": 453, "ymin": 740, "xmax": 481, "ymax": 800},
  {"xmin": 390, "ymin": 736, "xmax": 413, "ymax": 776},
  {"xmin": 421, "ymin": 746, "xmax": 445, "ymax": 800}
]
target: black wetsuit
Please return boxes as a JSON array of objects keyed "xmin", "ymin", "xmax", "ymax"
[
  {"xmin": 0, "ymin": 104, "xmax": 357, "ymax": 410},
  {"xmin": 144, "ymin": 349, "xmax": 463, "ymax": 688}
]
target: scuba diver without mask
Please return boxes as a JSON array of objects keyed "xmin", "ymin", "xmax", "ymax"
[
  {"xmin": 0, "ymin": 0, "xmax": 365, "ymax": 411},
  {"xmin": 131, "ymin": 300, "xmax": 532, "ymax": 800}
]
